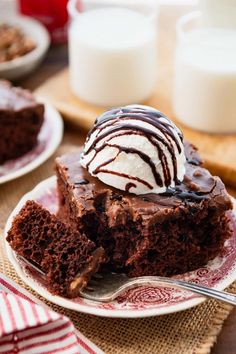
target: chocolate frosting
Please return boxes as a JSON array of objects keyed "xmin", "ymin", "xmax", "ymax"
[{"xmin": 56, "ymin": 142, "xmax": 232, "ymax": 227}]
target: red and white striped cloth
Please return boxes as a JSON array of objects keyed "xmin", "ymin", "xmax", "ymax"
[{"xmin": 0, "ymin": 274, "xmax": 103, "ymax": 354}]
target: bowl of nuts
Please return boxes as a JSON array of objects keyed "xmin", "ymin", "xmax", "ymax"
[{"xmin": 0, "ymin": 15, "xmax": 50, "ymax": 80}]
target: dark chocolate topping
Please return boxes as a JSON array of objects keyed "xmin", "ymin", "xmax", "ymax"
[
  {"xmin": 56, "ymin": 142, "xmax": 231, "ymax": 222},
  {"xmin": 74, "ymin": 179, "xmax": 89, "ymax": 185}
]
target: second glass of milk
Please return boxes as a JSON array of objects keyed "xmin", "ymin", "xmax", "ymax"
[
  {"xmin": 173, "ymin": 11, "xmax": 236, "ymax": 133},
  {"xmin": 68, "ymin": 0, "xmax": 158, "ymax": 107}
]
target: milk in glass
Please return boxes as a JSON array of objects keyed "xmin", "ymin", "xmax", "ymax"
[
  {"xmin": 173, "ymin": 27, "xmax": 236, "ymax": 133},
  {"xmin": 69, "ymin": 7, "xmax": 157, "ymax": 106}
]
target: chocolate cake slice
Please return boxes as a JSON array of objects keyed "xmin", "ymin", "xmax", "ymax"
[
  {"xmin": 0, "ymin": 80, "xmax": 44, "ymax": 164},
  {"xmin": 55, "ymin": 143, "xmax": 233, "ymax": 277},
  {"xmin": 7, "ymin": 200, "xmax": 105, "ymax": 298}
]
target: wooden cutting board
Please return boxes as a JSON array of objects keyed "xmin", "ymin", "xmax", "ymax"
[{"xmin": 35, "ymin": 5, "xmax": 236, "ymax": 188}]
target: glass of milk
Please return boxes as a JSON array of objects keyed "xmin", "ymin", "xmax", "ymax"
[
  {"xmin": 199, "ymin": 0, "xmax": 236, "ymax": 29},
  {"xmin": 172, "ymin": 11, "xmax": 236, "ymax": 133},
  {"xmin": 67, "ymin": 0, "xmax": 158, "ymax": 107}
]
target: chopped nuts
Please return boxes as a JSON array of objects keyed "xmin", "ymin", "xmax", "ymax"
[{"xmin": 0, "ymin": 23, "xmax": 36, "ymax": 63}]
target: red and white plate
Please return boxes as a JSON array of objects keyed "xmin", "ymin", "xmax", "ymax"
[
  {"xmin": 0, "ymin": 102, "xmax": 63, "ymax": 184},
  {"xmin": 4, "ymin": 176, "xmax": 236, "ymax": 318}
]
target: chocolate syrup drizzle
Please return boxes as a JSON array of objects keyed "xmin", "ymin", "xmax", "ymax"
[
  {"xmin": 82, "ymin": 106, "xmax": 185, "ymax": 192},
  {"xmin": 161, "ymin": 187, "xmax": 209, "ymax": 201},
  {"xmin": 74, "ymin": 179, "xmax": 89, "ymax": 186}
]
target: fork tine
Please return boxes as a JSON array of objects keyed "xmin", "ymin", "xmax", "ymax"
[
  {"xmin": 82, "ymin": 274, "xmax": 236, "ymax": 305},
  {"xmin": 17, "ymin": 255, "xmax": 46, "ymax": 278},
  {"xmin": 15, "ymin": 256, "xmax": 236, "ymax": 305},
  {"xmin": 92, "ymin": 273, "xmax": 103, "ymax": 279},
  {"xmin": 86, "ymin": 286, "xmax": 95, "ymax": 292}
]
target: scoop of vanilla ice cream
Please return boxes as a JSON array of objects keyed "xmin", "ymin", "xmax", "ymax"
[{"xmin": 80, "ymin": 105, "xmax": 186, "ymax": 195}]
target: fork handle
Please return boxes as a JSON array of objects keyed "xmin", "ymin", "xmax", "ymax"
[{"xmin": 115, "ymin": 276, "xmax": 236, "ymax": 306}]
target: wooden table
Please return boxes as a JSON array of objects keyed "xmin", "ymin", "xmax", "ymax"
[{"xmin": 14, "ymin": 39, "xmax": 236, "ymax": 354}]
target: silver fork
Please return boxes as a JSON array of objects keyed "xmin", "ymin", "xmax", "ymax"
[
  {"xmin": 80, "ymin": 271, "xmax": 236, "ymax": 305},
  {"xmin": 18, "ymin": 256, "xmax": 236, "ymax": 305}
]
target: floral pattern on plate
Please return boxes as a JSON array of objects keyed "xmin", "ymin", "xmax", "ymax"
[{"xmin": 5, "ymin": 176, "xmax": 236, "ymax": 318}]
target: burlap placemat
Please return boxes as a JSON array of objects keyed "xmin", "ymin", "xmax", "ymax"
[{"xmin": 0, "ymin": 140, "xmax": 235, "ymax": 354}]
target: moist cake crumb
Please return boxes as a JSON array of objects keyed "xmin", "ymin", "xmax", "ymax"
[{"xmin": 7, "ymin": 200, "xmax": 105, "ymax": 298}]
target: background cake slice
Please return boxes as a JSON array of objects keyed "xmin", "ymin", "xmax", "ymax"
[
  {"xmin": 7, "ymin": 200, "xmax": 105, "ymax": 298},
  {"xmin": 0, "ymin": 80, "xmax": 44, "ymax": 164}
]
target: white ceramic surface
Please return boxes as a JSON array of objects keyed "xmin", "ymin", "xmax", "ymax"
[{"xmin": 4, "ymin": 176, "xmax": 236, "ymax": 318}]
